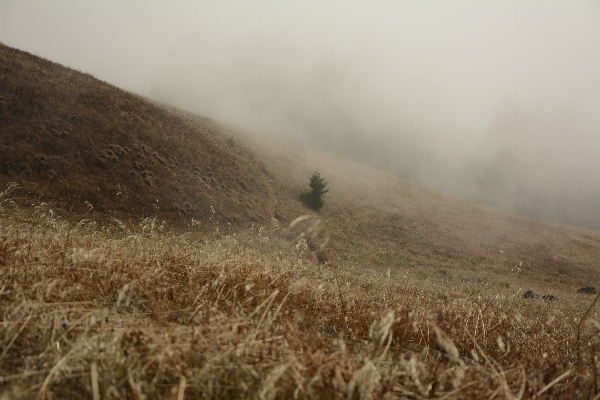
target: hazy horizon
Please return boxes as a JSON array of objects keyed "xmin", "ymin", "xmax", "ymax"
[{"xmin": 2, "ymin": 1, "xmax": 600, "ymax": 228}]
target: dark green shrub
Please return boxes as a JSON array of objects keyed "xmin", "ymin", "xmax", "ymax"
[{"xmin": 299, "ymin": 172, "xmax": 329, "ymax": 211}]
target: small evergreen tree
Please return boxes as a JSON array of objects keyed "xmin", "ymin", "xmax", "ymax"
[{"xmin": 299, "ymin": 172, "xmax": 329, "ymax": 211}]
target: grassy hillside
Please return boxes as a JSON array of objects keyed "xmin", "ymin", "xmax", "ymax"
[
  {"xmin": 0, "ymin": 43, "xmax": 274, "ymax": 228},
  {"xmin": 233, "ymin": 130, "xmax": 600, "ymax": 294},
  {"xmin": 2, "ymin": 43, "xmax": 600, "ymax": 399}
]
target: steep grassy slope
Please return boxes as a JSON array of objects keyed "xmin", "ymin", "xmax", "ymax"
[{"xmin": 0, "ymin": 43, "xmax": 274, "ymax": 227}]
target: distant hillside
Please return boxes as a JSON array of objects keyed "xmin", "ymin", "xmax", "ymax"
[
  {"xmin": 0, "ymin": 43, "xmax": 274, "ymax": 227},
  {"xmin": 233, "ymin": 129, "xmax": 600, "ymax": 293}
]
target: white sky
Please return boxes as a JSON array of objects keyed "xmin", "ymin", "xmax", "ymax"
[{"xmin": 2, "ymin": 1, "xmax": 599, "ymax": 134}]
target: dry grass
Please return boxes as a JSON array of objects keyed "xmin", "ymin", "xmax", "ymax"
[
  {"xmin": 3, "ymin": 41, "xmax": 600, "ymax": 399},
  {"xmin": 2, "ymin": 195, "xmax": 600, "ymax": 399}
]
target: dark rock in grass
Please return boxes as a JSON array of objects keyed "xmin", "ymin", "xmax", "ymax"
[
  {"xmin": 523, "ymin": 290, "xmax": 539, "ymax": 299},
  {"xmin": 523, "ymin": 290, "xmax": 558, "ymax": 302},
  {"xmin": 541, "ymin": 294, "xmax": 558, "ymax": 302},
  {"xmin": 577, "ymin": 287, "xmax": 597, "ymax": 295}
]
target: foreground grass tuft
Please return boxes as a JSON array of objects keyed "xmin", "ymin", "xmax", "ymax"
[{"xmin": 1, "ymin": 203, "xmax": 600, "ymax": 399}]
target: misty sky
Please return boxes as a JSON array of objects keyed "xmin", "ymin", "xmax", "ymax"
[{"xmin": 2, "ymin": 1, "xmax": 600, "ymax": 228}]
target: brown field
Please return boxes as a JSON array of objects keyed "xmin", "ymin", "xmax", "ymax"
[{"xmin": 2, "ymin": 43, "xmax": 600, "ymax": 399}]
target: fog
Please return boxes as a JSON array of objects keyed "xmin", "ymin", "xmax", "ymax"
[{"xmin": 2, "ymin": 1, "xmax": 600, "ymax": 228}]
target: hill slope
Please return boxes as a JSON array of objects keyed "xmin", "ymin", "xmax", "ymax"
[
  {"xmin": 231, "ymin": 126, "xmax": 600, "ymax": 294},
  {"xmin": 0, "ymin": 43, "xmax": 274, "ymax": 227}
]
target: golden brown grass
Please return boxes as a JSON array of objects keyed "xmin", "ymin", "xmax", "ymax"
[{"xmin": 2, "ymin": 195, "xmax": 600, "ymax": 399}]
